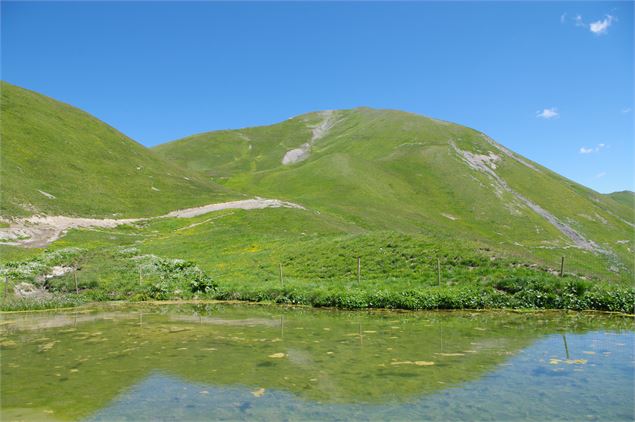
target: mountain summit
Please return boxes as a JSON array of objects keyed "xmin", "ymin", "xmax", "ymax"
[{"xmin": 154, "ymin": 107, "xmax": 633, "ymax": 272}]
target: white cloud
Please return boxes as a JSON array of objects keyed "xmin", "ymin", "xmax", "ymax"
[
  {"xmin": 536, "ymin": 108, "xmax": 559, "ymax": 119},
  {"xmin": 595, "ymin": 172, "xmax": 606, "ymax": 179},
  {"xmin": 567, "ymin": 13, "xmax": 616, "ymax": 35},
  {"xmin": 574, "ymin": 15, "xmax": 586, "ymax": 27},
  {"xmin": 621, "ymin": 107, "xmax": 632, "ymax": 114},
  {"xmin": 589, "ymin": 15, "xmax": 614, "ymax": 35},
  {"xmin": 579, "ymin": 144, "xmax": 607, "ymax": 154}
]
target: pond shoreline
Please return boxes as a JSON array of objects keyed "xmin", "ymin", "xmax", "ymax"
[{"xmin": 1, "ymin": 298, "xmax": 633, "ymax": 318}]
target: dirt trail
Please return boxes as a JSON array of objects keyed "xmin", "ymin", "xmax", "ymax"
[
  {"xmin": 282, "ymin": 111, "xmax": 337, "ymax": 165},
  {"xmin": 165, "ymin": 198, "xmax": 304, "ymax": 218},
  {"xmin": 0, "ymin": 198, "xmax": 305, "ymax": 248}
]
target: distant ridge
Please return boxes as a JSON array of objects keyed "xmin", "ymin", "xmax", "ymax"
[{"xmin": 608, "ymin": 191, "xmax": 635, "ymax": 210}]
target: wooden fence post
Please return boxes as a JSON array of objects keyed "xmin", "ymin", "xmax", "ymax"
[
  {"xmin": 560, "ymin": 256, "xmax": 565, "ymax": 277},
  {"xmin": 279, "ymin": 263, "xmax": 284, "ymax": 287}
]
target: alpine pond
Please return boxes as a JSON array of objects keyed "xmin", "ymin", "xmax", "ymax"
[{"xmin": 1, "ymin": 303, "xmax": 633, "ymax": 421}]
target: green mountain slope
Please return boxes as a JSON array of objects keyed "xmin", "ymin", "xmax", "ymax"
[
  {"xmin": 0, "ymin": 82, "xmax": 233, "ymax": 218},
  {"xmin": 155, "ymin": 108, "xmax": 634, "ymax": 280},
  {"xmin": 607, "ymin": 191, "xmax": 635, "ymax": 211}
]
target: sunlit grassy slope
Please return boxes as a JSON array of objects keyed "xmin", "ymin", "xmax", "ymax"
[
  {"xmin": 1, "ymin": 82, "xmax": 631, "ymax": 304},
  {"xmin": 608, "ymin": 191, "xmax": 635, "ymax": 210},
  {"xmin": 3, "ymin": 208, "xmax": 628, "ymax": 312},
  {"xmin": 0, "ymin": 82, "xmax": 234, "ymax": 218},
  {"xmin": 155, "ymin": 108, "xmax": 634, "ymax": 280},
  {"xmin": 51, "ymin": 208, "xmax": 625, "ymax": 287}
]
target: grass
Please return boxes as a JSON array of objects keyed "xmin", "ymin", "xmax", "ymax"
[
  {"xmin": 1, "ymin": 85, "xmax": 632, "ymax": 313},
  {"xmin": 0, "ymin": 295, "xmax": 84, "ymax": 312},
  {"xmin": 154, "ymin": 107, "xmax": 634, "ymax": 281},
  {"xmin": 0, "ymin": 81, "xmax": 236, "ymax": 218},
  {"xmin": 608, "ymin": 190, "xmax": 635, "ymax": 209},
  {"xmin": 2, "ymin": 208, "xmax": 632, "ymax": 313},
  {"xmin": 0, "ymin": 245, "xmax": 43, "ymax": 263}
]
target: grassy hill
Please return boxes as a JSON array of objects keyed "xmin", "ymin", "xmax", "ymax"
[
  {"xmin": 0, "ymin": 82, "xmax": 234, "ymax": 218},
  {"xmin": 155, "ymin": 108, "xmax": 634, "ymax": 281},
  {"xmin": 1, "ymin": 207, "xmax": 631, "ymax": 313},
  {"xmin": 1, "ymin": 86, "xmax": 631, "ymax": 312},
  {"xmin": 607, "ymin": 191, "xmax": 635, "ymax": 210}
]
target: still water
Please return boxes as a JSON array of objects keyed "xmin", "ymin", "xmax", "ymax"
[{"xmin": 1, "ymin": 303, "xmax": 633, "ymax": 421}]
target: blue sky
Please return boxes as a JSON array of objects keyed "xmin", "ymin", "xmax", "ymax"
[{"xmin": 2, "ymin": 1, "xmax": 633, "ymax": 193}]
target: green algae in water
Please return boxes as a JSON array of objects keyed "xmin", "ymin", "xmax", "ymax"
[{"xmin": 1, "ymin": 304, "xmax": 633, "ymax": 421}]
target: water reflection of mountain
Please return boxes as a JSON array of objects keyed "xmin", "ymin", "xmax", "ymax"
[{"xmin": 1, "ymin": 304, "xmax": 632, "ymax": 421}]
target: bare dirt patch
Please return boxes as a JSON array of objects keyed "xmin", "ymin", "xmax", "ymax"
[
  {"xmin": 164, "ymin": 198, "xmax": 304, "ymax": 218},
  {"xmin": 0, "ymin": 198, "xmax": 305, "ymax": 248},
  {"xmin": 282, "ymin": 110, "xmax": 337, "ymax": 165},
  {"xmin": 450, "ymin": 141, "xmax": 600, "ymax": 253}
]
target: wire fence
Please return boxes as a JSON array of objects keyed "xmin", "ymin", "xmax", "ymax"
[
  {"xmin": 527, "ymin": 253, "xmax": 633, "ymax": 284},
  {"xmin": 0, "ymin": 248, "xmax": 632, "ymax": 308},
  {"xmin": 218, "ymin": 251, "xmax": 632, "ymax": 287}
]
